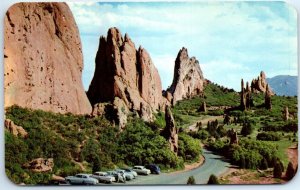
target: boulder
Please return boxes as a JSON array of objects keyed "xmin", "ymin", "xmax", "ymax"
[
  {"xmin": 4, "ymin": 3, "xmax": 92, "ymax": 115},
  {"xmin": 161, "ymin": 105, "xmax": 178, "ymax": 154},
  {"xmin": 23, "ymin": 158, "xmax": 54, "ymax": 172},
  {"xmin": 166, "ymin": 47, "xmax": 204, "ymax": 105},
  {"xmin": 4, "ymin": 119, "xmax": 28, "ymax": 138},
  {"xmin": 87, "ymin": 27, "xmax": 163, "ymax": 122}
]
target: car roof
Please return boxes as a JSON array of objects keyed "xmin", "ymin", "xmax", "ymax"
[
  {"xmin": 94, "ymin": 171, "xmax": 107, "ymax": 174},
  {"xmin": 134, "ymin": 165, "xmax": 144, "ymax": 167}
]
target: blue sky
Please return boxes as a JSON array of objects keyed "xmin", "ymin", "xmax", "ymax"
[{"xmin": 68, "ymin": 1, "xmax": 297, "ymax": 91}]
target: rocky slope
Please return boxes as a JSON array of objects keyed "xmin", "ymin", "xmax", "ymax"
[
  {"xmin": 166, "ymin": 47, "xmax": 205, "ymax": 105},
  {"xmin": 4, "ymin": 2, "xmax": 92, "ymax": 114},
  {"xmin": 266, "ymin": 75, "xmax": 297, "ymax": 96},
  {"xmin": 87, "ymin": 27, "xmax": 164, "ymax": 122}
]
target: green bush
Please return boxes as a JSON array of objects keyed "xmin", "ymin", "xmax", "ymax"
[
  {"xmin": 207, "ymin": 174, "xmax": 220, "ymax": 184},
  {"xmin": 256, "ymin": 132, "xmax": 281, "ymax": 141},
  {"xmin": 187, "ymin": 176, "xmax": 196, "ymax": 184},
  {"xmin": 178, "ymin": 134, "xmax": 202, "ymax": 162}
]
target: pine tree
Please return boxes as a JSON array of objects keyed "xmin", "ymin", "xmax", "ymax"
[
  {"xmin": 92, "ymin": 157, "xmax": 101, "ymax": 173},
  {"xmin": 260, "ymin": 158, "xmax": 268, "ymax": 170},
  {"xmin": 187, "ymin": 176, "xmax": 196, "ymax": 185},
  {"xmin": 286, "ymin": 162, "xmax": 295, "ymax": 180},
  {"xmin": 273, "ymin": 163, "xmax": 282, "ymax": 179},
  {"xmin": 240, "ymin": 155, "xmax": 246, "ymax": 169},
  {"xmin": 207, "ymin": 174, "xmax": 220, "ymax": 184}
]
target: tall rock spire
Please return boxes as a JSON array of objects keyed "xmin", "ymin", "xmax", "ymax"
[
  {"xmin": 87, "ymin": 27, "xmax": 164, "ymax": 122},
  {"xmin": 166, "ymin": 47, "xmax": 204, "ymax": 105}
]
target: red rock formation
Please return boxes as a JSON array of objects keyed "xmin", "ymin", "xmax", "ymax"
[
  {"xmin": 161, "ymin": 105, "xmax": 178, "ymax": 154},
  {"xmin": 4, "ymin": 3, "xmax": 91, "ymax": 114},
  {"xmin": 265, "ymin": 84, "xmax": 272, "ymax": 110},
  {"xmin": 87, "ymin": 27, "xmax": 163, "ymax": 121},
  {"xmin": 23, "ymin": 158, "xmax": 54, "ymax": 172},
  {"xmin": 251, "ymin": 71, "xmax": 273, "ymax": 94},
  {"xmin": 284, "ymin": 106, "xmax": 289, "ymax": 121},
  {"xmin": 240, "ymin": 79, "xmax": 253, "ymax": 110},
  {"xmin": 166, "ymin": 47, "xmax": 204, "ymax": 105},
  {"xmin": 4, "ymin": 119, "xmax": 28, "ymax": 138}
]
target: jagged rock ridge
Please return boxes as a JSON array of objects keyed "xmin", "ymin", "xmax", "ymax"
[
  {"xmin": 251, "ymin": 71, "xmax": 273, "ymax": 94},
  {"xmin": 166, "ymin": 47, "xmax": 205, "ymax": 105},
  {"xmin": 87, "ymin": 27, "xmax": 164, "ymax": 122},
  {"xmin": 4, "ymin": 2, "xmax": 92, "ymax": 114}
]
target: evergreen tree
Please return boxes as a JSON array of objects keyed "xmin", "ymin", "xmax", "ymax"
[
  {"xmin": 260, "ymin": 158, "xmax": 268, "ymax": 170},
  {"xmin": 240, "ymin": 155, "xmax": 246, "ymax": 169},
  {"xmin": 187, "ymin": 176, "xmax": 196, "ymax": 185},
  {"xmin": 273, "ymin": 163, "xmax": 282, "ymax": 179},
  {"xmin": 92, "ymin": 157, "xmax": 101, "ymax": 173},
  {"xmin": 286, "ymin": 162, "xmax": 295, "ymax": 180},
  {"xmin": 207, "ymin": 174, "xmax": 220, "ymax": 184},
  {"xmin": 241, "ymin": 122, "xmax": 253, "ymax": 136}
]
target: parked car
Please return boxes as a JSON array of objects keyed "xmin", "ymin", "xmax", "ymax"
[
  {"xmin": 65, "ymin": 174, "xmax": 98, "ymax": 185},
  {"xmin": 106, "ymin": 171, "xmax": 126, "ymax": 183},
  {"xmin": 115, "ymin": 169, "xmax": 134, "ymax": 180},
  {"xmin": 132, "ymin": 166, "xmax": 151, "ymax": 175},
  {"xmin": 122, "ymin": 168, "xmax": 138, "ymax": 177},
  {"xmin": 47, "ymin": 180, "xmax": 70, "ymax": 186},
  {"xmin": 91, "ymin": 172, "xmax": 116, "ymax": 183},
  {"xmin": 145, "ymin": 164, "xmax": 161, "ymax": 174}
]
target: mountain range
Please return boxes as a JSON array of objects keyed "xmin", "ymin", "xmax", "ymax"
[{"xmin": 266, "ymin": 75, "xmax": 298, "ymax": 96}]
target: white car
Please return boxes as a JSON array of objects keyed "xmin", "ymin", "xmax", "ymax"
[
  {"xmin": 65, "ymin": 174, "xmax": 98, "ymax": 185},
  {"xmin": 115, "ymin": 169, "xmax": 134, "ymax": 180},
  {"xmin": 132, "ymin": 166, "xmax": 151, "ymax": 175},
  {"xmin": 122, "ymin": 168, "xmax": 138, "ymax": 177},
  {"xmin": 91, "ymin": 172, "xmax": 116, "ymax": 183}
]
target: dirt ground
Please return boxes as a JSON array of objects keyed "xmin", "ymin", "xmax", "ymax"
[
  {"xmin": 287, "ymin": 144, "xmax": 298, "ymax": 168},
  {"xmin": 219, "ymin": 168, "xmax": 283, "ymax": 184}
]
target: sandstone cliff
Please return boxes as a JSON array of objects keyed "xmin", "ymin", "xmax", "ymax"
[
  {"xmin": 4, "ymin": 2, "xmax": 92, "ymax": 114},
  {"xmin": 87, "ymin": 27, "xmax": 164, "ymax": 121},
  {"xmin": 166, "ymin": 47, "xmax": 204, "ymax": 105}
]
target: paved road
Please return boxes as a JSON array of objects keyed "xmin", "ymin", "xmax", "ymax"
[{"xmin": 123, "ymin": 149, "xmax": 231, "ymax": 185}]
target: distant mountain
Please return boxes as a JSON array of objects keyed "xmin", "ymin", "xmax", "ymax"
[{"xmin": 266, "ymin": 75, "xmax": 298, "ymax": 96}]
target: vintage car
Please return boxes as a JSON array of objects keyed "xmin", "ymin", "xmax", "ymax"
[
  {"xmin": 65, "ymin": 174, "xmax": 98, "ymax": 185},
  {"xmin": 132, "ymin": 166, "xmax": 151, "ymax": 175},
  {"xmin": 91, "ymin": 172, "xmax": 116, "ymax": 183}
]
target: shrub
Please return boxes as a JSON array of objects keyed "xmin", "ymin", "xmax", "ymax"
[
  {"xmin": 178, "ymin": 134, "xmax": 202, "ymax": 162},
  {"xmin": 256, "ymin": 132, "xmax": 281, "ymax": 141},
  {"xmin": 187, "ymin": 176, "xmax": 196, "ymax": 184},
  {"xmin": 260, "ymin": 158, "xmax": 268, "ymax": 170},
  {"xmin": 207, "ymin": 174, "xmax": 220, "ymax": 184},
  {"xmin": 241, "ymin": 122, "xmax": 253, "ymax": 136}
]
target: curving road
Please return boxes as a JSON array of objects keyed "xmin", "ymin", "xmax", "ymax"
[{"xmin": 123, "ymin": 149, "xmax": 231, "ymax": 185}]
